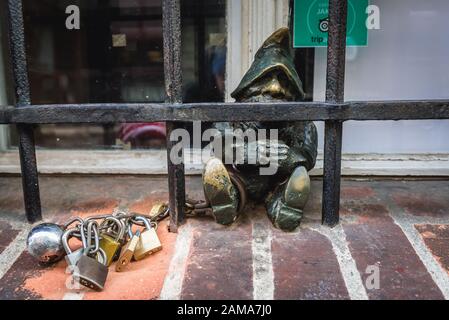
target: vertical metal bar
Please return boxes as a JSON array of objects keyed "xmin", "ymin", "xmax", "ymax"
[
  {"xmin": 7, "ymin": 0, "xmax": 42, "ymax": 223},
  {"xmin": 322, "ymin": 0, "xmax": 347, "ymax": 226},
  {"xmin": 162, "ymin": 0, "xmax": 185, "ymax": 232},
  {"xmin": 322, "ymin": 121, "xmax": 342, "ymax": 226}
]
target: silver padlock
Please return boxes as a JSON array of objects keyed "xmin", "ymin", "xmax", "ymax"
[
  {"xmin": 73, "ymin": 222, "xmax": 108, "ymax": 291},
  {"xmin": 62, "ymin": 228, "xmax": 84, "ymax": 267},
  {"xmin": 74, "ymin": 246, "xmax": 109, "ymax": 291}
]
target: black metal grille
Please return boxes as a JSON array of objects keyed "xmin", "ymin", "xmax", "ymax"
[{"xmin": 2, "ymin": 0, "xmax": 449, "ymax": 228}]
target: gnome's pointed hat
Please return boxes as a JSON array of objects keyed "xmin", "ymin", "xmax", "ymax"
[{"xmin": 231, "ymin": 27, "xmax": 305, "ymax": 101}]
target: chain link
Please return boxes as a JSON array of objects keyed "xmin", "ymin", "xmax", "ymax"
[{"xmin": 61, "ymin": 193, "xmax": 228, "ymax": 251}]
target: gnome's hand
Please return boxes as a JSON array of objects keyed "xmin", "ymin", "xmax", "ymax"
[{"xmin": 243, "ymin": 139, "xmax": 289, "ymax": 167}]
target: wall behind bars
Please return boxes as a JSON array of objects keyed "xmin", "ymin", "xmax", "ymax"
[
  {"xmin": 314, "ymin": 0, "xmax": 449, "ymax": 154},
  {"xmin": 0, "ymin": 9, "xmax": 10, "ymax": 151}
]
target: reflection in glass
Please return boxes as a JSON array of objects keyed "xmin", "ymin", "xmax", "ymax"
[{"xmin": 8, "ymin": 0, "xmax": 226, "ymax": 150}]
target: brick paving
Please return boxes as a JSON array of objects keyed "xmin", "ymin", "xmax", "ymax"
[
  {"xmin": 0, "ymin": 176, "xmax": 448, "ymax": 300},
  {"xmin": 181, "ymin": 219, "xmax": 254, "ymax": 300},
  {"xmin": 271, "ymin": 227, "xmax": 349, "ymax": 299},
  {"xmin": 0, "ymin": 221, "xmax": 19, "ymax": 255},
  {"xmin": 416, "ymin": 224, "xmax": 449, "ymax": 275}
]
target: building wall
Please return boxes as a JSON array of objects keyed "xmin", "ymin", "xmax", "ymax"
[
  {"xmin": 313, "ymin": 0, "xmax": 449, "ymax": 153},
  {"xmin": 228, "ymin": 0, "xmax": 449, "ymax": 155},
  {"xmin": 0, "ymin": 12, "xmax": 10, "ymax": 151}
]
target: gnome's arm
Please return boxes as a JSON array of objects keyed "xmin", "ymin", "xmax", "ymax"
[
  {"xmin": 209, "ymin": 121, "xmax": 286, "ymax": 167},
  {"xmin": 276, "ymin": 121, "xmax": 318, "ymax": 174}
]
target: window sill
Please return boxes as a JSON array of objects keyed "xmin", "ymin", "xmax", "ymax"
[{"xmin": 0, "ymin": 149, "xmax": 448, "ymax": 176}]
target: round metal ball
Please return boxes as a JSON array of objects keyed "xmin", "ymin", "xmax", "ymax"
[{"xmin": 26, "ymin": 223, "xmax": 65, "ymax": 264}]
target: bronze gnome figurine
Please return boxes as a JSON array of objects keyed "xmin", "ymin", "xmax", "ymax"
[{"xmin": 202, "ymin": 28, "xmax": 317, "ymax": 231}]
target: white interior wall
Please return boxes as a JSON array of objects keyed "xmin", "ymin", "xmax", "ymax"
[
  {"xmin": 313, "ymin": 0, "xmax": 449, "ymax": 154},
  {"xmin": 0, "ymin": 15, "xmax": 10, "ymax": 151},
  {"xmin": 225, "ymin": 0, "xmax": 289, "ymax": 101}
]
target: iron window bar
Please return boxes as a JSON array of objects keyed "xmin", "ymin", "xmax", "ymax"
[
  {"xmin": 6, "ymin": 0, "xmax": 41, "ymax": 223},
  {"xmin": 2, "ymin": 0, "xmax": 449, "ymax": 229},
  {"xmin": 2, "ymin": 101, "xmax": 449, "ymax": 123}
]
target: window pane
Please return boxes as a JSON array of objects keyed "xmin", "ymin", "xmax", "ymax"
[
  {"xmin": 312, "ymin": 0, "xmax": 449, "ymax": 154},
  {"xmin": 7, "ymin": 0, "xmax": 226, "ymax": 149}
]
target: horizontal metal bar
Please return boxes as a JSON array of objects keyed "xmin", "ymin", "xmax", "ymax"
[{"xmin": 1, "ymin": 100, "xmax": 449, "ymax": 123}]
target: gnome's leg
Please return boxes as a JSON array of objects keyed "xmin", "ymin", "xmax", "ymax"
[
  {"xmin": 202, "ymin": 158, "xmax": 240, "ymax": 225},
  {"xmin": 266, "ymin": 166, "xmax": 311, "ymax": 231}
]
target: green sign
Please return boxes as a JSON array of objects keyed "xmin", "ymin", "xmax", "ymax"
[{"xmin": 293, "ymin": 0, "xmax": 368, "ymax": 47}]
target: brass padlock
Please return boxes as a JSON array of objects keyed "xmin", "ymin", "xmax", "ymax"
[
  {"xmin": 116, "ymin": 229, "xmax": 141, "ymax": 272},
  {"xmin": 62, "ymin": 228, "xmax": 83, "ymax": 267},
  {"xmin": 133, "ymin": 216, "xmax": 162, "ymax": 261},
  {"xmin": 149, "ymin": 202, "xmax": 168, "ymax": 220},
  {"xmin": 75, "ymin": 247, "xmax": 108, "ymax": 291},
  {"xmin": 99, "ymin": 217, "xmax": 124, "ymax": 266}
]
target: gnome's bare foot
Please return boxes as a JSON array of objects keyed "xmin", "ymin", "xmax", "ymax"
[
  {"xmin": 202, "ymin": 158, "xmax": 240, "ymax": 225},
  {"xmin": 266, "ymin": 166, "xmax": 311, "ymax": 231}
]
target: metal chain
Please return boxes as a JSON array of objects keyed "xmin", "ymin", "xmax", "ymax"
[
  {"xmin": 61, "ymin": 202, "xmax": 171, "ymax": 248},
  {"xmin": 184, "ymin": 170, "xmax": 247, "ymax": 216},
  {"xmin": 62, "ymin": 171, "xmax": 247, "ymax": 248}
]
